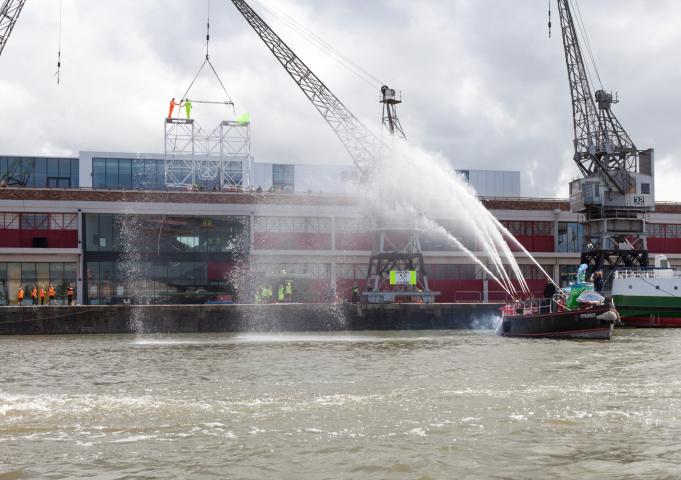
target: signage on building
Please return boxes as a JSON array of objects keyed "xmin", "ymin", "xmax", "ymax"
[{"xmin": 389, "ymin": 270, "xmax": 417, "ymax": 286}]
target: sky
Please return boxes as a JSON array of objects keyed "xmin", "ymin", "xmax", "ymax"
[{"xmin": 1, "ymin": 0, "xmax": 680, "ymax": 199}]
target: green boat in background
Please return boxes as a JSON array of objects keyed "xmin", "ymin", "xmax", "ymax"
[{"xmin": 611, "ymin": 256, "xmax": 681, "ymax": 327}]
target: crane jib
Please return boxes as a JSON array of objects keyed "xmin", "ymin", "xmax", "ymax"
[{"xmin": 229, "ymin": 0, "xmax": 381, "ymax": 178}]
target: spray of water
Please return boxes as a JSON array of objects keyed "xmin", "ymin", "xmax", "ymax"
[
  {"xmin": 362, "ymin": 141, "xmax": 537, "ymax": 298},
  {"xmin": 117, "ymin": 214, "xmax": 148, "ymax": 333}
]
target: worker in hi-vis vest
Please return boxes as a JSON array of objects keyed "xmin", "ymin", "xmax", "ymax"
[
  {"xmin": 48, "ymin": 284, "xmax": 56, "ymax": 305},
  {"xmin": 184, "ymin": 99, "xmax": 192, "ymax": 119},
  {"xmin": 168, "ymin": 98, "xmax": 181, "ymax": 119},
  {"xmin": 17, "ymin": 286, "xmax": 25, "ymax": 306}
]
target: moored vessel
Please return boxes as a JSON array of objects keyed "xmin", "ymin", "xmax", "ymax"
[{"xmin": 611, "ymin": 256, "xmax": 681, "ymax": 327}]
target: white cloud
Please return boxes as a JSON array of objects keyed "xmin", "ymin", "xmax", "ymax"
[{"xmin": 0, "ymin": 0, "xmax": 679, "ymax": 199}]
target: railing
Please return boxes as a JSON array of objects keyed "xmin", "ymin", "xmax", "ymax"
[
  {"xmin": 614, "ymin": 268, "xmax": 681, "ymax": 280},
  {"xmin": 454, "ymin": 291, "xmax": 482, "ymax": 303},
  {"xmin": 501, "ymin": 298, "xmax": 554, "ymax": 317}
]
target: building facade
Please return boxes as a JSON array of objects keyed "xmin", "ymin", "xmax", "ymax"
[{"xmin": 1, "ymin": 153, "xmax": 680, "ymax": 305}]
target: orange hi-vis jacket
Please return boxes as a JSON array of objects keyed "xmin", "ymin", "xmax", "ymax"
[
  {"xmin": 39, "ymin": 288, "xmax": 45, "ymax": 298},
  {"xmin": 18, "ymin": 288, "xmax": 24, "ymax": 300},
  {"xmin": 31, "ymin": 287, "xmax": 37, "ymax": 298},
  {"xmin": 48, "ymin": 286, "xmax": 56, "ymax": 297}
]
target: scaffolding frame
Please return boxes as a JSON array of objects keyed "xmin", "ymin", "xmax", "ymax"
[{"xmin": 164, "ymin": 118, "xmax": 251, "ymax": 189}]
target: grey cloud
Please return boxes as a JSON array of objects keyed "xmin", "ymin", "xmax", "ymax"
[{"xmin": 1, "ymin": 0, "xmax": 679, "ymax": 199}]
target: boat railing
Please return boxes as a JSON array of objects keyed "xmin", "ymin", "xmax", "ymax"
[
  {"xmin": 614, "ymin": 268, "xmax": 681, "ymax": 280},
  {"xmin": 501, "ymin": 298, "xmax": 555, "ymax": 317}
]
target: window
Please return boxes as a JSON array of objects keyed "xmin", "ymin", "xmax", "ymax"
[
  {"xmin": 641, "ymin": 183, "xmax": 651, "ymax": 195},
  {"xmin": 21, "ymin": 214, "xmax": 49, "ymax": 230},
  {"xmin": 0, "ymin": 156, "xmax": 78, "ymax": 188},
  {"xmin": 272, "ymin": 164, "xmax": 295, "ymax": 192},
  {"xmin": 557, "ymin": 222, "xmax": 584, "ymax": 253}
]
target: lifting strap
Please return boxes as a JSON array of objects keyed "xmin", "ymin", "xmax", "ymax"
[{"xmin": 179, "ymin": 0, "xmax": 235, "ymax": 112}]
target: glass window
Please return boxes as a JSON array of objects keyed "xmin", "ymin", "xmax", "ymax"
[
  {"xmin": 558, "ymin": 223, "xmax": 584, "ymax": 253},
  {"xmin": 47, "ymin": 158, "xmax": 59, "ymax": 178},
  {"xmin": 641, "ymin": 183, "xmax": 650, "ymax": 195},
  {"xmin": 105, "ymin": 159, "xmax": 118, "ymax": 188},
  {"xmin": 559, "ymin": 265, "xmax": 579, "ymax": 287},
  {"xmin": 58, "ymin": 158, "xmax": 71, "ymax": 179},
  {"xmin": 118, "ymin": 159, "xmax": 132, "ymax": 189},
  {"xmin": 20, "ymin": 214, "xmax": 49, "ymax": 230},
  {"xmin": 70, "ymin": 159, "xmax": 79, "ymax": 187},
  {"xmin": 0, "ymin": 263, "xmax": 7, "ymax": 305},
  {"xmin": 93, "ymin": 158, "xmax": 106, "ymax": 188},
  {"xmin": 272, "ymin": 164, "xmax": 295, "ymax": 192},
  {"xmin": 33, "ymin": 158, "xmax": 47, "ymax": 187}
]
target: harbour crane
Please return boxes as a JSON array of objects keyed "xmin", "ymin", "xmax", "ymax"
[
  {"xmin": 0, "ymin": 0, "xmax": 26, "ymax": 57},
  {"xmin": 555, "ymin": 0, "xmax": 654, "ymax": 272},
  {"xmin": 230, "ymin": 0, "xmax": 435, "ymax": 303}
]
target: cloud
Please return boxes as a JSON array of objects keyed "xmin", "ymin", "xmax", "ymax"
[{"xmin": 0, "ymin": 0, "xmax": 679, "ymax": 199}]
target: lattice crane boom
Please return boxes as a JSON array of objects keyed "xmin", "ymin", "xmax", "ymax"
[
  {"xmin": 0, "ymin": 0, "xmax": 27, "ymax": 57},
  {"xmin": 229, "ymin": 0, "xmax": 381, "ymax": 177},
  {"xmin": 556, "ymin": 0, "xmax": 640, "ymax": 195}
]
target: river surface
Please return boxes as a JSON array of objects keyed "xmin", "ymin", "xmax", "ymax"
[{"xmin": 2, "ymin": 329, "xmax": 681, "ymax": 479}]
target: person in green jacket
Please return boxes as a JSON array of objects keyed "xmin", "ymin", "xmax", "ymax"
[
  {"xmin": 278, "ymin": 284, "xmax": 285, "ymax": 303},
  {"xmin": 184, "ymin": 99, "xmax": 192, "ymax": 119},
  {"xmin": 285, "ymin": 282, "xmax": 293, "ymax": 303}
]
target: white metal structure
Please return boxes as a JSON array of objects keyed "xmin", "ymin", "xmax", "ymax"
[{"xmin": 164, "ymin": 118, "xmax": 251, "ymax": 189}]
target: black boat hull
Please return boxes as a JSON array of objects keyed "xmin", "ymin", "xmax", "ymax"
[{"xmin": 498, "ymin": 307, "xmax": 617, "ymax": 340}]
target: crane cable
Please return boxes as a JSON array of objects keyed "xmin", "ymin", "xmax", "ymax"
[
  {"xmin": 55, "ymin": 0, "xmax": 63, "ymax": 84},
  {"xmin": 250, "ymin": 0, "xmax": 385, "ymax": 90},
  {"xmin": 570, "ymin": 0, "xmax": 604, "ymax": 91},
  {"xmin": 179, "ymin": 0, "xmax": 235, "ymax": 111}
]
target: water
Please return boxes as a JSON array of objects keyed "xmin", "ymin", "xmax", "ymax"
[
  {"xmin": 2, "ymin": 329, "xmax": 681, "ymax": 478},
  {"xmin": 366, "ymin": 142, "xmax": 532, "ymax": 296}
]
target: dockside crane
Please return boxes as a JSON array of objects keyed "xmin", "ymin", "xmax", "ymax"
[
  {"xmin": 555, "ymin": 0, "xmax": 654, "ymax": 272},
  {"xmin": 0, "ymin": 0, "xmax": 26, "ymax": 57},
  {"xmin": 230, "ymin": 0, "xmax": 435, "ymax": 303}
]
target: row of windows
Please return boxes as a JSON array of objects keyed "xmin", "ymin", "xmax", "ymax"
[
  {"xmin": 86, "ymin": 260, "xmax": 231, "ymax": 305},
  {"xmin": 85, "ymin": 214, "xmax": 248, "ymax": 254},
  {"xmin": 0, "ymin": 156, "xmax": 78, "ymax": 188},
  {"xmin": 427, "ymin": 264, "xmax": 554, "ymax": 281},
  {"xmin": 336, "ymin": 264, "xmax": 369, "ymax": 280},
  {"xmin": 254, "ymin": 217, "xmax": 332, "ymax": 234},
  {"xmin": 648, "ymin": 224, "xmax": 681, "ymax": 239},
  {"xmin": 335, "ymin": 218, "xmax": 372, "ymax": 234},
  {"xmin": 251, "ymin": 262, "xmax": 331, "ymax": 280},
  {"xmin": 501, "ymin": 221, "xmax": 553, "ymax": 236},
  {"xmin": 0, "ymin": 213, "xmax": 78, "ymax": 230},
  {"xmin": 93, "ymin": 157, "xmax": 244, "ymax": 190},
  {"xmin": 0, "ymin": 262, "xmax": 77, "ymax": 305}
]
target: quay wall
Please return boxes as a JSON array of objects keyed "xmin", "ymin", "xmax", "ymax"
[{"xmin": 0, "ymin": 303, "xmax": 502, "ymax": 335}]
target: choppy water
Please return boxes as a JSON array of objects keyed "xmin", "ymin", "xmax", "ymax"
[{"xmin": 2, "ymin": 329, "xmax": 681, "ymax": 479}]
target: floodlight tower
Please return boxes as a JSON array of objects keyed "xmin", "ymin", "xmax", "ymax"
[{"xmin": 380, "ymin": 85, "xmax": 406, "ymax": 140}]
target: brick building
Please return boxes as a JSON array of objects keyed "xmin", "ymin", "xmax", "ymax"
[{"xmin": 1, "ymin": 153, "xmax": 680, "ymax": 305}]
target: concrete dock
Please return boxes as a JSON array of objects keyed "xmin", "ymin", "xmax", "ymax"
[{"xmin": 0, "ymin": 303, "xmax": 502, "ymax": 335}]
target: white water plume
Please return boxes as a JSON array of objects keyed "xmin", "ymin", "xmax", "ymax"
[{"xmin": 362, "ymin": 141, "xmax": 534, "ymax": 297}]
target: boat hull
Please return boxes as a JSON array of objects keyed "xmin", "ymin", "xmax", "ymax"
[
  {"xmin": 498, "ymin": 307, "xmax": 616, "ymax": 340},
  {"xmin": 612, "ymin": 295, "xmax": 681, "ymax": 328}
]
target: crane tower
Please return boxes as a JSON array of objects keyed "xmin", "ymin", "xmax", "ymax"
[{"xmin": 556, "ymin": 0, "xmax": 654, "ymax": 272}]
